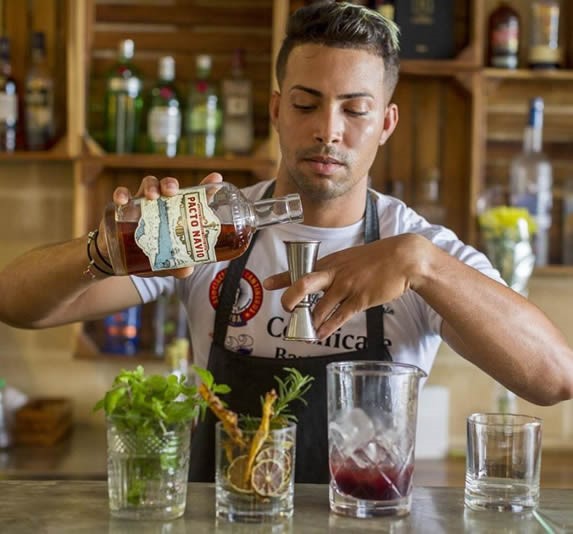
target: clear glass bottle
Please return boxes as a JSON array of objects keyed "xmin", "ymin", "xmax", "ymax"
[
  {"xmin": 222, "ymin": 48, "xmax": 253, "ymax": 155},
  {"xmin": 0, "ymin": 37, "xmax": 18, "ymax": 153},
  {"xmin": 103, "ymin": 182, "xmax": 303, "ymax": 275},
  {"xmin": 509, "ymin": 97, "xmax": 553, "ymax": 266},
  {"xmin": 104, "ymin": 39, "xmax": 143, "ymax": 153},
  {"xmin": 487, "ymin": 2, "xmax": 520, "ymax": 69},
  {"xmin": 147, "ymin": 56, "xmax": 181, "ymax": 157},
  {"xmin": 528, "ymin": 0, "xmax": 563, "ymax": 69},
  {"xmin": 25, "ymin": 32, "xmax": 55, "ymax": 150},
  {"xmin": 186, "ymin": 54, "xmax": 222, "ymax": 157}
]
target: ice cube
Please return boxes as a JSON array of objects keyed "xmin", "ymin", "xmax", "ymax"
[{"xmin": 329, "ymin": 408, "xmax": 375, "ymax": 455}]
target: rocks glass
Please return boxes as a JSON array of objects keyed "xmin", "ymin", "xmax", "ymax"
[
  {"xmin": 465, "ymin": 413, "xmax": 542, "ymax": 512},
  {"xmin": 215, "ymin": 420, "xmax": 296, "ymax": 523},
  {"xmin": 106, "ymin": 416, "xmax": 191, "ymax": 520},
  {"xmin": 327, "ymin": 361, "xmax": 426, "ymax": 518}
]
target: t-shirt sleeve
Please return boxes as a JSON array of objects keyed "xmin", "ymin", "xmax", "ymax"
[{"xmin": 130, "ymin": 275, "xmax": 176, "ymax": 303}]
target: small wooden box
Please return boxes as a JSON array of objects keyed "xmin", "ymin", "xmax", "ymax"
[{"xmin": 13, "ymin": 398, "xmax": 73, "ymax": 447}]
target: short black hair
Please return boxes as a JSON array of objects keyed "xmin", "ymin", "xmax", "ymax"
[{"xmin": 276, "ymin": 1, "xmax": 400, "ymax": 98}]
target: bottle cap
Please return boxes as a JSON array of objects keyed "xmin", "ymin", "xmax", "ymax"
[{"xmin": 119, "ymin": 39, "xmax": 135, "ymax": 60}]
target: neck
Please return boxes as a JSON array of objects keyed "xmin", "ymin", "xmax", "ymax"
[{"xmin": 273, "ymin": 174, "xmax": 369, "ymax": 228}]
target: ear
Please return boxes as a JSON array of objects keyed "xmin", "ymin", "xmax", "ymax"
[
  {"xmin": 269, "ymin": 90, "xmax": 281, "ymax": 131},
  {"xmin": 379, "ymin": 103, "xmax": 399, "ymax": 146}
]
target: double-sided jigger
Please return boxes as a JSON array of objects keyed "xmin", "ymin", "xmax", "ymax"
[{"xmin": 283, "ymin": 240, "xmax": 321, "ymax": 342}]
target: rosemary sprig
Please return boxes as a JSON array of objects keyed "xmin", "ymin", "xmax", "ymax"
[{"xmin": 271, "ymin": 367, "xmax": 314, "ymax": 426}]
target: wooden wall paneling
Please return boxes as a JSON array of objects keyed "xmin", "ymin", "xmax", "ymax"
[
  {"xmin": 410, "ymin": 78, "xmax": 441, "ymax": 204},
  {"xmin": 377, "ymin": 78, "xmax": 415, "ymax": 203},
  {"xmin": 441, "ymin": 78, "xmax": 473, "ymax": 241}
]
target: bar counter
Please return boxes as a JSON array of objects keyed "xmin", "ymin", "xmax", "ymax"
[{"xmin": 0, "ymin": 481, "xmax": 571, "ymax": 533}]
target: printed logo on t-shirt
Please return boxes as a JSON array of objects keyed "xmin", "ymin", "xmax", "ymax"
[{"xmin": 209, "ymin": 268, "xmax": 263, "ymax": 327}]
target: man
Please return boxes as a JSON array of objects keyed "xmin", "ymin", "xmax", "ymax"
[{"xmin": 0, "ymin": 2, "xmax": 572, "ymax": 482}]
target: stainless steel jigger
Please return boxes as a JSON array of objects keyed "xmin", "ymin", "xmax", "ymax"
[{"xmin": 283, "ymin": 240, "xmax": 321, "ymax": 342}]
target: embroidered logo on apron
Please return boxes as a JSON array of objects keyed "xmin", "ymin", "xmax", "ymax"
[{"xmin": 209, "ymin": 268, "xmax": 263, "ymax": 327}]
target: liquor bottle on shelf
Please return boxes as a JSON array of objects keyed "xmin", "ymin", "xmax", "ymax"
[
  {"xmin": 147, "ymin": 56, "xmax": 181, "ymax": 157},
  {"xmin": 25, "ymin": 32, "xmax": 55, "ymax": 150},
  {"xmin": 509, "ymin": 97, "xmax": 553, "ymax": 267},
  {"xmin": 487, "ymin": 2, "xmax": 520, "ymax": 69},
  {"xmin": 528, "ymin": 0, "xmax": 563, "ymax": 69},
  {"xmin": 103, "ymin": 305, "xmax": 142, "ymax": 355},
  {"xmin": 103, "ymin": 39, "xmax": 143, "ymax": 154},
  {"xmin": 103, "ymin": 181, "xmax": 303, "ymax": 276},
  {"xmin": 186, "ymin": 54, "xmax": 222, "ymax": 157},
  {"xmin": 222, "ymin": 48, "xmax": 253, "ymax": 155},
  {"xmin": 0, "ymin": 37, "xmax": 18, "ymax": 153}
]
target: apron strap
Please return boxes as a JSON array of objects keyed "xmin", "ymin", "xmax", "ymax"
[
  {"xmin": 213, "ymin": 182, "xmax": 275, "ymax": 346},
  {"xmin": 214, "ymin": 184, "xmax": 388, "ymax": 358}
]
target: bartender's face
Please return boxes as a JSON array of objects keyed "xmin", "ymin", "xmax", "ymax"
[{"xmin": 270, "ymin": 44, "xmax": 398, "ymax": 201}]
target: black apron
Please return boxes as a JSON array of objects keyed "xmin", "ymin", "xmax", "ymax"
[{"xmin": 189, "ymin": 183, "xmax": 392, "ymax": 483}]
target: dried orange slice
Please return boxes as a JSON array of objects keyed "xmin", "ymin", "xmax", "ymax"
[
  {"xmin": 250, "ymin": 459, "xmax": 287, "ymax": 498},
  {"xmin": 256, "ymin": 446, "xmax": 292, "ymax": 477},
  {"xmin": 227, "ymin": 455, "xmax": 253, "ymax": 494}
]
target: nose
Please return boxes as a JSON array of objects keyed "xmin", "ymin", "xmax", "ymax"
[{"xmin": 313, "ymin": 107, "xmax": 342, "ymax": 145}]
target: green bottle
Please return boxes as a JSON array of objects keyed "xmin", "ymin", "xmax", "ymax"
[
  {"xmin": 104, "ymin": 39, "xmax": 143, "ymax": 154},
  {"xmin": 186, "ymin": 54, "xmax": 222, "ymax": 157},
  {"xmin": 147, "ymin": 56, "xmax": 181, "ymax": 157}
]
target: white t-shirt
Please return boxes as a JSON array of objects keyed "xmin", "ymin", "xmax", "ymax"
[{"xmin": 132, "ymin": 180, "xmax": 503, "ymax": 375}]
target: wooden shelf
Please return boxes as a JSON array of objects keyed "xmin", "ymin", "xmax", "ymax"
[
  {"xmin": 484, "ymin": 68, "xmax": 573, "ymax": 81},
  {"xmin": 0, "ymin": 151, "xmax": 73, "ymax": 162},
  {"xmin": 82, "ymin": 154, "xmax": 276, "ymax": 173},
  {"xmin": 533, "ymin": 265, "xmax": 573, "ymax": 278},
  {"xmin": 401, "ymin": 59, "xmax": 478, "ymax": 77}
]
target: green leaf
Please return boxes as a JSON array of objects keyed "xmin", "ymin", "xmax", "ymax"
[{"xmin": 192, "ymin": 365, "xmax": 214, "ymax": 388}]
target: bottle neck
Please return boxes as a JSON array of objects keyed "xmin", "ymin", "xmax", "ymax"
[
  {"xmin": 523, "ymin": 125, "xmax": 542, "ymax": 153},
  {"xmin": 251, "ymin": 194, "xmax": 303, "ymax": 229}
]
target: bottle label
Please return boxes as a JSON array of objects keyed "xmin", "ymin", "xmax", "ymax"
[
  {"xmin": 225, "ymin": 95, "xmax": 249, "ymax": 116},
  {"xmin": 108, "ymin": 77, "xmax": 142, "ymax": 97},
  {"xmin": 26, "ymin": 88, "xmax": 54, "ymax": 128},
  {"xmin": 135, "ymin": 188, "xmax": 221, "ymax": 271},
  {"xmin": 148, "ymin": 106, "xmax": 181, "ymax": 143},
  {"xmin": 0, "ymin": 93, "xmax": 17, "ymax": 123}
]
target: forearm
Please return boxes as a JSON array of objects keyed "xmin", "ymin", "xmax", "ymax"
[
  {"xmin": 413, "ymin": 238, "xmax": 573, "ymax": 405},
  {"xmin": 0, "ymin": 236, "xmax": 109, "ymax": 328}
]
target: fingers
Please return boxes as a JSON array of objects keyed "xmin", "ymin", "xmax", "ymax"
[
  {"xmin": 316, "ymin": 299, "xmax": 362, "ymax": 340},
  {"xmin": 263, "ymin": 271, "xmax": 292, "ymax": 291},
  {"xmin": 200, "ymin": 172, "xmax": 223, "ymax": 185}
]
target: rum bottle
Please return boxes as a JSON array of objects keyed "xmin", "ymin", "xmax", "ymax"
[
  {"xmin": 186, "ymin": 55, "xmax": 222, "ymax": 157},
  {"xmin": 222, "ymin": 48, "xmax": 253, "ymax": 155},
  {"xmin": 104, "ymin": 39, "xmax": 143, "ymax": 153},
  {"xmin": 509, "ymin": 97, "xmax": 553, "ymax": 266},
  {"xmin": 103, "ymin": 182, "xmax": 303, "ymax": 275},
  {"xmin": 487, "ymin": 2, "xmax": 520, "ymax": 69},
  {"xmin": 25, "ymin": 32, "xmax": 55, "ymax": 150},
  {"xmin": 0, "ymin": 37, "xmax": 18, "ymax": 152},
  {"xmin": 147, "ymin": 56, "xmax": 181, "ymax": 157}
]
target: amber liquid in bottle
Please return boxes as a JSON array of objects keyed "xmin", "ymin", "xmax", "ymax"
[{"xmin": 117, "ymin": 221, "xmax": 252, "ymax": 275}]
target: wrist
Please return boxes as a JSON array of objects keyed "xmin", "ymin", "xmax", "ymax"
[{"xmin": 399, "ymin": 233, "xmax": 437, "ymax": 293}]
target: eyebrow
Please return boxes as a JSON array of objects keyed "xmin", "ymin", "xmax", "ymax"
[{"xmin": 289, "ymin": 84, "xmax": 373, "ymax": 100}]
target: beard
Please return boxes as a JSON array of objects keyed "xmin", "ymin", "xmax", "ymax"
[{"xmin": 285, "ymin": 146, "xmax": 358, "ymax": 202}]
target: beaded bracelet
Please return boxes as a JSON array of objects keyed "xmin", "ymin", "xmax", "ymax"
[{"xmin": 84, "ymin": 230, "xmax": 114, "ymax": 278}]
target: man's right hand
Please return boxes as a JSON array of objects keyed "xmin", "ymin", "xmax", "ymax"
[{"xmin": 97, "ymin": 172, "xmax": 223, "ymax": 279}]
